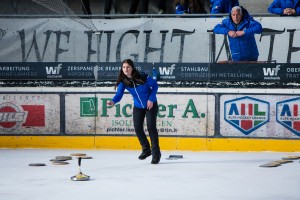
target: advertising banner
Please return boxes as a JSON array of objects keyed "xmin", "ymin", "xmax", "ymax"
[
  {"xmin": 0, "ymin": 94, "xmax": 60, "ymax": 134},
  {"xmin": 0, "ymin": 17, "xmax": 300, "ymax": 63},
  {"xmin": 1, "ymin": 62, "xmax": 299, "ymax": 82},
  {"xmin": 220, "ymin": 95, "xmax": 300, "ymax": 138},
  {"xmin": 65, "ymin": 93, "xmax": 215, "ymax": 136},
  {"xmin": 65, "ymin": 94, "xmax": 97, "ymax": 134},
  {"xmin": 155, "ymin": 63, "xmax": 300, "ymax": 82},
  {"xmin": 0, "ymin": 62, "xmax": 96, "ymax": 80},
  {"xmin": 1, "ymin": 91, "xmax": 299, "ymax": 138}
]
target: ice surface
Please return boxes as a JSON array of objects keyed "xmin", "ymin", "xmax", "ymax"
[{"xmin": 1, "ymin": 149, "xmax": 300, "ymax": 200}]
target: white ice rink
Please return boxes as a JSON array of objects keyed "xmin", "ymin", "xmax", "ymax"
[{"xmin": 1, "ymin": 149, "xmax": 300, "ymax": 200}]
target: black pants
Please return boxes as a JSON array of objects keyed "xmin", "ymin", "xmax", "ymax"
[
  {"xmin": 81, "ymin": 0, "xmax": 92, "ymax": 15},
  {"xmin": 133, "ymin": 102, "xmax": 160, "ymax": 155},
  {"xmin": 104, "ymin": 0, "xmax": 113, "ymax": 14},
  {"xmin": 158, "ymin": 0, "xmax": 166, "ymax": 11},
  {"xmin": 129, "ymin": 0, "xmax": 149, "ymax": 14},
  {"xmin": 191, "ymin": 0, "xmax": 207, "ymax": 14}
]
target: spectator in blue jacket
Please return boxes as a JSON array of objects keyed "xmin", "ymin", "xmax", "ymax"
[
  {"xmin": 210, "ymin": 0, "xmax": 239, "ymax": 14},
  {"xmin": 213, "ymin": 6, "xmax": 262, "ymax": 62},
  {"xmin": 268, "ymin": 0, "xmax": 300, "ymax": 16},
  {"xmin": 107, "ymin": 59, "xmax": 161, "ymax": 164},
  {"xmin": 175, "ymin": 0, "xmax": 191, "ymax": 14}
]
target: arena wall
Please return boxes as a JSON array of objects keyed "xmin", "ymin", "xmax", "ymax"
[
  {"xmin": 0, "ymin": 16, "xmax": 300, "ymax": 151},
  {"xmin": 0, "ymin": 87, "xmax": 300, "ymax": 151}
]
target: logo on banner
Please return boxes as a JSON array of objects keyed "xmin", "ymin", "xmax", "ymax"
[
  {"xmin": 80, "ymin": 97, "xmax": 98, "ymax": 117},
  {"xmin": 224, "ymin": 96, "xmax": 270, "ymax": 135},
  {"xmin": 276, "ymin": 97, "xmax": 300, "ymax": 136},
  {"xmin": 158, "ymin": 64, "xmax": 176, "ymax": 80},
  {"xmin": 0, "ymin": 102, "xmax": 45, "ymax": 131},
  {"xmin": 263, "ymin": 65, "xmax": 280, "ymax": 80},
  {"xmin": 45, "ymin": 63, "xmax": 63, "ymax": 78}
]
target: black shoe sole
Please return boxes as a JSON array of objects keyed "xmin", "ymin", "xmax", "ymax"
[{"xmin": 138, "ymin": 151, "xmax": 152, "ymax": 160}]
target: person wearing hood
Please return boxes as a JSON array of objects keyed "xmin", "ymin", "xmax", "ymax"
[
  {"xmin": 210, "ymin": 0, "xmax": 239, "ymax": 14},
  {"xmin": 213, "ymin": 6, "xmax": 262, "ymax": 61},
  {"xmin": 268, "ymin": 0, "xmax": 300, "ymax": 16},
  {"xmin": 107, "ymin": 59, "xmax": 161, "ymax": 164}
]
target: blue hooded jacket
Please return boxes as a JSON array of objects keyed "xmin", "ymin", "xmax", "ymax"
[
  {"xmin": 268, "ymin": 0, "xmax": 300, "ymax": 15},
  {"xmin": 210, "ymin": 0, "xmax": 239, "ymax": 14},
  {"xmin": 213, "ymin": 7, "xmax": 262, "ymax": 61},
  {"xmin": 112, "ymin": 73, "xmax": 158, "ymax": 109},
  {"xmin": 175, "ymin": 2, "xmax": 190, "ymax": 14}
]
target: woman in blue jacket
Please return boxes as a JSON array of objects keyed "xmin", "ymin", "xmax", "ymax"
[
  {"xmin": 268, "ymin": 0, "xmax": 300, "ymax": 15},
  {"xmin": 108, "ymin": 59, "xmax": 161, "ymax": 164},
  {"xmin": 213, "ymin": 6, "xmax": 262, "ymax": 61}
]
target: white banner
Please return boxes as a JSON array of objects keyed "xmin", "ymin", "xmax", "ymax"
[
  {"xmin": 0, "ymin": 94, "xmax": 60, "ymax": 134},
  {"xmin": 220, "ymin": 95, "xmax": 300, "ymax": 138},
  {"xmin": 0, "ymin": 17, "xmax": 300, "ymax": 63},
  {"xmin": 65, "ymin": 93, "xmax": 215, "ymax": 136}
]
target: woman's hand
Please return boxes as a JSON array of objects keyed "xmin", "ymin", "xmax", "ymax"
[
  {"xmin": 147, "ymin": 100, "xmax": 153, "ymax": 110},
  {"xmin": 107, "ymin": 100, "xmax": 115, "ymax": 106}
]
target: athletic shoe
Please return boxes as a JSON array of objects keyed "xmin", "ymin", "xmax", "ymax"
[
  {"xmin": 151, "ymin": 153, "xmax": 161, "ymax": 164},
  {"xmin": 138, "ymin": 149, "xmax": 152, "ymax": 160}
]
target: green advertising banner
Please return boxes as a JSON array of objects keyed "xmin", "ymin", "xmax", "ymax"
[{"xmin": 65, "ymin": 93, "xmax": 215, "ymax": 136}]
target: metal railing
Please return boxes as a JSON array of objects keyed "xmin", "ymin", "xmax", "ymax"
[{"xmin": 0, "ymin": 13, "xmax": 276, "ymax": 19}]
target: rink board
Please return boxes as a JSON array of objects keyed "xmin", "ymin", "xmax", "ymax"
[
  {"xmin": 1, "ymin": 136, "xmax": 300, "ymax": 152},
  {"xmin": 0, "ymin": 88, "xmax": 300, "ymax": 151}
]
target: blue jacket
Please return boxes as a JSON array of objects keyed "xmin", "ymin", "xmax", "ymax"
[
  {"xmin": 210, "ymin": 0, "xmax": 239, "ymax": 14},
  {"xmin": 175, "ymin": 3, "xmax": 190, "ymax": 14},
  {"xmin": 112, "ymin": 74, "xmax": 158, "ymax": 109},
  {"xmin": 213, "ymin": 7, "xmax": 262, "ymax": 61},
  {"xmin": 268, "ymin": 0, "xmax": 300, "ymax": 15}
]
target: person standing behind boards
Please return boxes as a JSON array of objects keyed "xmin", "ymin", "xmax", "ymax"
[
  {"xmin": 268, "ymin": 0, "xmax": 300, "ymax": 16},
  {"xmin": 213, "ymin": 6, "xmax": 263, "ymax": 61},
  {"xmin": 129, "ymin": 0, "xmax": 149, "ymax": 14},
  {"xmin": 210, "ymin": 0, "xmax": 239, "ymax": 14},
  {"xmin": 175, "ymin": 0, "xmax": 191, "ymax": 14}
]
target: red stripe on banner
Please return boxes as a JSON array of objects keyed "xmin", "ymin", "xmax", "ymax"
[
  {"xmin": 294, "ymin": 104, "xmax": 298, "ymax": 116},
  {"xmin": 241, "ymin": 103, "xmax": 245, "ymax": 115},
  {"xmin": 241, "ymin": 120, "xmax": 252, "ymax": 130},
  {"xmin": 21, "ymin": 105, "xmax": 45, "ymax": 127},
  {"xmin": 249, "ymin": 104, "xmax": 253, "ymax": 115},
  {"xmin": 294, "ymin": 121, "xmax": 300, "ymax": 132}
]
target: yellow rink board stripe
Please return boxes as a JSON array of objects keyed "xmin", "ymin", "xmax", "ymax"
[{"xmin": 0, "ymin": 136, "xmax": 300, "ymax": 152}]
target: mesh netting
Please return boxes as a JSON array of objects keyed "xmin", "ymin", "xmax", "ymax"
[{"xmin": 32, "ymin": 0, "xmax": 97, "ymax": 31}]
